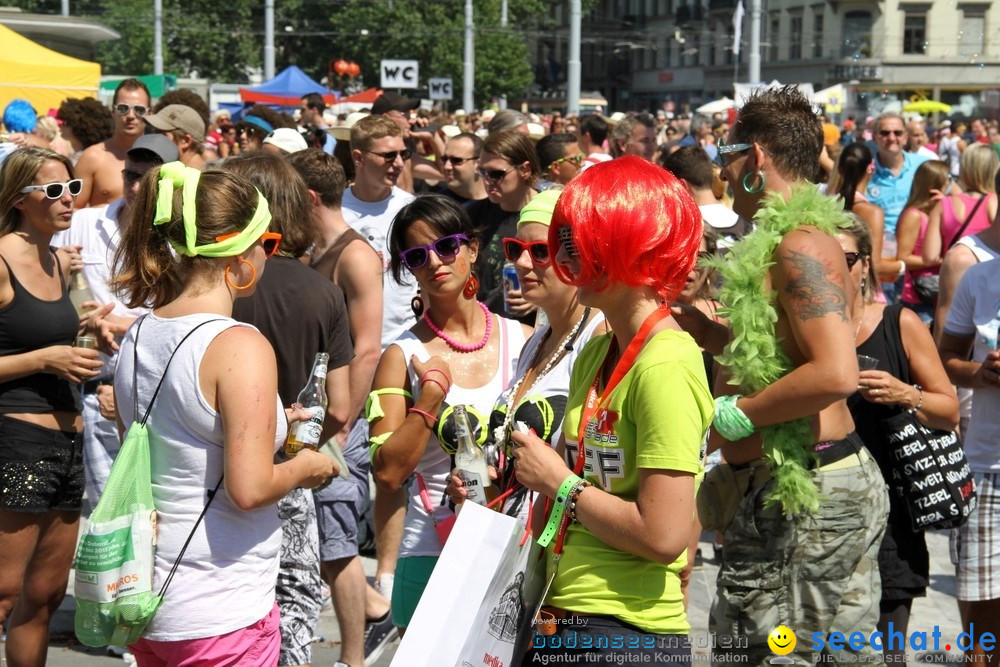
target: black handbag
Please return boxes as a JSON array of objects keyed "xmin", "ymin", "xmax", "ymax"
[
  {"xmin": 913, "ymin": 195, "xmax": 988, "ymax": 306},
  {"xmin": 878, "ymin": 305, "xmax": 976, "ymax": 531}
]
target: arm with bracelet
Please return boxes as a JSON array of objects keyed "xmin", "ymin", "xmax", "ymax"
[{"xmin": 368, "ymin": 344, "xmax": 452, "ymax": 491}]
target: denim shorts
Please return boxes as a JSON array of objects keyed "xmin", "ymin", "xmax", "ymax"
[{"xmin": 0, "ymin": 415, "xmax": 84, "ymax": 512}]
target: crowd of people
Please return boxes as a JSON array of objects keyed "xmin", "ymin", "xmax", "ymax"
[{"xmin": 0, "ymin": 79, "xmax": 998, "ymax": 667}]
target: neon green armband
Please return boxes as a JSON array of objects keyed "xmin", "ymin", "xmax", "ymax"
[
  {"xmin": 369, "ymin": 431, "xmax": 393, "ymax": 464},
  {"xmin": 365, "ymin": 388, "xmax": 412, "ymax": 423}
]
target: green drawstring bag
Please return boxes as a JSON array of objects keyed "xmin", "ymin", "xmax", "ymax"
[{"xmin": 73, "ymin": 317, "xmax": 223, "ymax": 647}]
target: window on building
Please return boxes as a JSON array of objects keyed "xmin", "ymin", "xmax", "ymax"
[
  {"xmin": 708, "ymin": 30, "xmax": 717, "ymax": 65},
  {"xmin": 842, "ymin": 10, "xmax": 873, "ymax": 58},
  {"xmin": 903, "ymin": 12, "xmax": 927, "ymax": 54},
  {"xmin": 790, "ymin": 15, "xmax": 803, "ymax": 59},
  {"xmin": 959, "ymin": 9, "xmax": 985, "ymax": 56},
  {"xmin": 770, "ymin": 15, "xmax": 780, "ymax": 61},
  {"xmin": 812, "ymin": 8, "xmax": 824, "ymax": 58}
]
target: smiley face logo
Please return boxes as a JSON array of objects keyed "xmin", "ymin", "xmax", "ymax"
[{"xmin": 767, "ymin": 625, "xmax": 796, "ymax": 655}]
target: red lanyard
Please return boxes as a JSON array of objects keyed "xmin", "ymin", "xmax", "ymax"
[
  {"xmin": 574, "ymin": 304, "xmax": 670, "ymax": 473},
  {"xmin": 549, "ymin": 305, "xmax": 670, "ymax": 554}
]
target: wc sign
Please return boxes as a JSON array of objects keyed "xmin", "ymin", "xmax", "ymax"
[
  {"xmin": 429, "ymin": 78, "xmax": 453, "ymax": 101},
  {"xmin": 381, "ymin": 60, "xmax": 419, "ymax": 89}
]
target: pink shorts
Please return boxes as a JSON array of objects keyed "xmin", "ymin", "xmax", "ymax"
[{"xmin": 129, "ymin": 603, "xmax": 280, "ymax": 667}]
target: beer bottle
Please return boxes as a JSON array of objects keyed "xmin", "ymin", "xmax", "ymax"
[
  {"xmin": 69, "ymin": 271, "xmax": 97, "ymax": 317},
  {"xmin": 285, "ymin": 353, "xmax": 329, "ymax": 457},
  {"xmin": 454, "ymin": 405, "xmax": 496, "ymax": 505}
]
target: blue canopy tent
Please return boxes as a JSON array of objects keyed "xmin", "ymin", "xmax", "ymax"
[{"xmin": 239, "ymin": 65, "xmax": 337, "ymax": 107}]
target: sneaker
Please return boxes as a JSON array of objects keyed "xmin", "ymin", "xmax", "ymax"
[{"xmin": 363, "ymin": 611, "xmax": 398, "ymax": 665}]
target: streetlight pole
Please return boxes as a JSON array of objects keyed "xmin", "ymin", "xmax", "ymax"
[
  {"xmin": 153, "ymin": 0, "xmax": 163, "ymax": 75},
  {"xmin": 264, "ymin": 0, "xmax": 275, "ymax": 80},
  {"xmin": 463, "ymin": 0, "xmax": 474, "ymax": 111},
  {"xmin": 61, "ymin": 0, "xmax": 69, "ymax": 16},
  {"xmin": 499, "ymin": 0, "xmax": 508, "ymax": 110},
  {"xmin": 567, "ymin": 0, "xmax": 581, "ymax": 115},
  {"xmin": 748, "ymin": 0, "xmax": 761, "ymax": 82}
]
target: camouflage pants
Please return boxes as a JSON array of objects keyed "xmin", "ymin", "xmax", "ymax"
[{"xmin": 710, "ymin": 448, "xmax": 889, "ymax": 666}]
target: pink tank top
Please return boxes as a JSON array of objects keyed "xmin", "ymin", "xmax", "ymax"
[
  {"xmin": 940, "ymin": 193, "xmax": 995, "ymax": 249},
  {"xmin": 900, "ymin": 207, "xmax": 935, "ymax": 305}
]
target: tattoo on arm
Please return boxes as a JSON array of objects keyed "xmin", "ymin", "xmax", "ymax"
[{"xmin": 782, "ymin": 249, "xmax": 849, "ymax": 323}]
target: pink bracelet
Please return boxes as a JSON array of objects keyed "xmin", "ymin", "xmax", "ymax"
[
  {"xmin": 420, "ymin": 369, "xmax": 451, "ymax": 391},
  {"xmin": 408, "ymin": 407, "xmax": 437, "ymax": 425},
  {"xmin": 421, "ymin": 377, "xmax": 449, "ymax": 396}
]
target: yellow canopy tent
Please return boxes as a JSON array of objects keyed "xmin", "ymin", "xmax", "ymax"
[{"xmin": 0, "ymin": 23, "xmax": 101, "ymax": 116}]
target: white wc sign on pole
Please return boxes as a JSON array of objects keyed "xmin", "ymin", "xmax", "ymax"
[
  {"xmin": 381, "ymin": 60, "xmax": 419, "ymax": 89},
  {"xmin": 429, "ymin": 78, "xmax": 453, "ymax": 101}
]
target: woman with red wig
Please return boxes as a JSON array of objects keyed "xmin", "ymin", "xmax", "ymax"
[{"xmin": 512, "ymin": 156, "xmax": 713, "ymax": 662}]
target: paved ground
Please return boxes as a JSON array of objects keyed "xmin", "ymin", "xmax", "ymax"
[{"xmin": 22, "ymin": 529, "xmax": 964, "ymax": 666}]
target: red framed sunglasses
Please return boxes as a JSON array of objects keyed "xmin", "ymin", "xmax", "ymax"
[
  {"xmin": 502, "ymin": 237, "xmax": 550, "ymax": 265},
  {"xmin": 215, "ymin": 231, "xmax": 283, "ymax": 257}
]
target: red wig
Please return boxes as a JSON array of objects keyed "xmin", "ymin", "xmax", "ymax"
[{"xmin": 548, "ymin": 156, "xmax": 703, "ymax": 301}]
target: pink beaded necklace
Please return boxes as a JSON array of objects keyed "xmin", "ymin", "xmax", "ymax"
[{"xmin": 423, "ymin": 301, "xmax": 492, "ymax": 352}]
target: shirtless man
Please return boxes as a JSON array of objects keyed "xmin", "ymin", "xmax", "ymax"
[
  {"xmin": 681, "ymin": 87, "xmax": 887, "ymax": 665},
  {"xmin": 73, "ymin": 78, "xmax": 150, "ymax": 208}
]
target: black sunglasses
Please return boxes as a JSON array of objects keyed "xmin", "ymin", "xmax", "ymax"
[
  {"xmin": 502, "ymin": 237, "xmax": 550, "ymax": 265},
  {"xmin": 235, "ymin": 125, "xmax": 259, "ymax": 137},
  {"xmin": 441, "ymin": 154, "xmax": 480, "ymax": 166},
  {"xmin": 399, "ymin": 233, "xmax": 469, "ymax": 271},
  {"xmin": 122, "ymin": 169, "xmax": 144, "ymax": 186},
  {"xmin": 844, "ymin": 252, "xmax": 862, "ymax": 270},
  {"xmin": 366, "ymin": 149, "xmax": 413, "ymax": 162},
  {"xmin": 879, "ymin": 130, "xmax": 905, "ymax": 138}
]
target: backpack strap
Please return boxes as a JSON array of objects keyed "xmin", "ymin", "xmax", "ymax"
[
  {"xmin": 130, "ymin": 316, "xmax": 229, "ymax": 600},
  {"xmin": 134, "ymin": 318, "xmax": 227, "ymax": 426}
]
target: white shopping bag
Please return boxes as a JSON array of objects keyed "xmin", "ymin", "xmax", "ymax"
[{"xmin": 391, "ymin": 501, "xmax": 536, "ymax": 667}]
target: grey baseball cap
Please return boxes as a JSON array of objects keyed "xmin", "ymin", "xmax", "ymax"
[{"xmin": 127, "ymin": 134, "xmax": 179, "ymax": 165}]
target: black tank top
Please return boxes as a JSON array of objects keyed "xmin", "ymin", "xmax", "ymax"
[{"xmin": 0, "ymin": 251, "xmax": 82, "ymax": 413}]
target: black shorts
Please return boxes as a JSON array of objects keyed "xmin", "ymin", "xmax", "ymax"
[{"xmin": 0, "ymin": 416, "xmax": 84, "ymax": 513}]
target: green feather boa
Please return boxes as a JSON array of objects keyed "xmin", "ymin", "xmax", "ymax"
[{"xmin": 710, "ymin": 185, "xmax": 854, "ymax": 515}]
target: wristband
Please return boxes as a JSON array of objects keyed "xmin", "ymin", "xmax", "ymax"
[
  {"xmin": 408, "ymin": 407, "xmax": 437, "ymax": 425},
  {"xmin": 420, "ymin": 377, "xmax": 449, "ymax": 396},
  {"xmin": 907, "ymin": 384, "xmax": 924, "ymax": 415},
  {"xmin": 420, "ymin": 369, "xmax": 451, "ymax": 391},
  {"xmin": 897, "ymin": 260, "xmax": 906, "ymax": 278},
  {"xmin": 566, "ymin": 479, "xmax": 592, "ymax": 522},
  {"xmin": 713, "ymin": 395, "xmax": 756, "ymax": 441},
  {"xmin": 537, "ymin": 474, "xmax": 582, "ymax": 548}
]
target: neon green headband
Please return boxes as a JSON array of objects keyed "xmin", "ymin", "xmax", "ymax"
[{"xmin": 152, "ymin": 161, "xmax": 272, "ymax": 258}]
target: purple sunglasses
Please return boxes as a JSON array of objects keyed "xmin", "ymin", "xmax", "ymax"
[{"xmin": 399, "ymin": 233, "xmax": 470, "ymax": 271}]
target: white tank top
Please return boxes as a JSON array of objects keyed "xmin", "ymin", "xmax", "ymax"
[
  {"xmin": 392, "ymin": 315, "xmax": 525, "ymax": 559},
  {"xmin": 114, "ymin": 312, "xmax": 286, "ymax": 641},
  {"xmin": 951, "ymin": 236, "xmax": 1000, "ymax": 421}
]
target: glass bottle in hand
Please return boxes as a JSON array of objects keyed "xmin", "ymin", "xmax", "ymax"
[
  {"xmin": 454, "ymin": 404, "xmax": 496, "ymax": 505},
  {"xmin": 285, "ymin": 353, "xmax": 329, "ymax": 457},
  {"xmin": 69, "ymin": 271, "xmax": 97, "ymax": 316}
]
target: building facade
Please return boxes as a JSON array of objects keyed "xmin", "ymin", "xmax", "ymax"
[{"xmin": 529, "ymin": 0, "xmax": 999, "ymax": 117}]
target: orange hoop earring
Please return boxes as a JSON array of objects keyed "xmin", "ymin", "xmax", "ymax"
[{"xmin": 225, "ymin": 258, "xmax": 256, "ymax": 291}]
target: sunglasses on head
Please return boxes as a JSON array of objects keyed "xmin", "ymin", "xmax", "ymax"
[
  {"xmin": 214, "ymin": 231, "xmax": 283, "ymax": 257},
  {"xmin": 844, "ymin": 251, "xmax": 862, "ymax": 270},
  {"xmin": 502, "ymin": 237, "xmax": 550, "ymax": 265},
  {"xmin": 399, "ymin": 233, "xmax": 469, "ymax": 271},
  {"xmin": 365, "ymin": 149, "xmax": 413, "ymax": 162},
  {"xmin": 19, "ymin": 179, "xmax": 83, "ymax": 199},
  {"xmin": 114, "ymin": 103, "xmax": 148, "ymax": 117},
  {"xmin": 879, "ymin": 130, "xmax": 905, "ymax": 138},
  {"xmin": 441, "ymin": 154, "xmax": 479, "ymax": 166}
]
